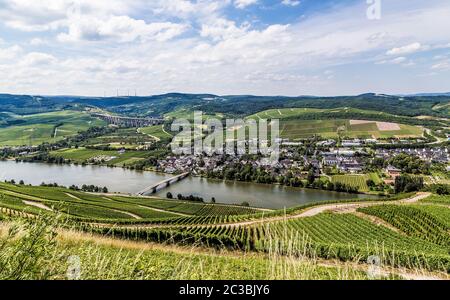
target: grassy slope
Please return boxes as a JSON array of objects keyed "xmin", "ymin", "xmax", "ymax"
[
  {"xmin": 139, "ymin": 125, "xmax": 173, "ymax": 139},
  {"xmin": 50, "ymin": 147, "xmax": 149, "ymax": 166},
  {"xmin": 247, "ymin": 108, "xmax": 424, "ymax": 140},
  {"xmin": 0, "ymin": 111, "xmax": 106, "ymax": 146}
]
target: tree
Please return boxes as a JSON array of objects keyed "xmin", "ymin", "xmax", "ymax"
[
  {"xmin": 241, "ymin": 201, "xmax": 250, "ymax": 207},
  {"xmin": 102, "ymin": 187, "xmax": 108, "ymax": 193},
  {"xmin": 167, "ymin": 192, "xmax": 173, "ymax": 199},
  {"xmin": 307, "ymin": 170, "xmax": 316, "ymax": 185},
  {"xmin": 395, "ymin": 175, "xmax": 424, "ymax": 193},
  {"xmin": 211, "ymin": 197, "xmax": 216, "ymax": 203}
]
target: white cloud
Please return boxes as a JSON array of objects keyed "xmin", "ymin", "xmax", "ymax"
[
  {"xmin": 282, "ymin": 0, "xmax": 301, "ymax": 7},
  {"xmin": 386, "ymin": 42, "xmax": 426, "ymax": 56},
  {"xmin": 201, "ymin": 19, "xmax": 249, "ymax": 41},
  {"xmin": 58, "ymin": 15, "xmax": 187, "ymax": 43},
  {"xmin": 0, "ymin": 45, "xmax": 22, "ymax": 60},
  {"xmin": 29, "ymin": 38, "xmax": 45, "ymax": 46},
  {"xmin": 234, "ymin": 0, "xmax": 258, "ymax": 9},
  {"xmin": 431, "ymin": 59, "xmax": 450, "ymax": 70},
  {"xmin": 20, "ymin": 52, "xmax": 57, "ymax": 66},
  {"xmin": 1, "ymin": 0, "xmax": 450, "ymax": 96}
]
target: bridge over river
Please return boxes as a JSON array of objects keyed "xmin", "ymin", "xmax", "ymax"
[
  {"xmin": 137, "ymin": 172, "xmax": 190, "ymax": 196},
  {"xmin": 92, "ymin": 113, "xmax": 164, "ymax": 128}
]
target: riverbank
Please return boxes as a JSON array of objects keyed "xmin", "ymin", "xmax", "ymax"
[{"xmin": 0, "ymin": 160, "xmax": 377, "ymax": 209}]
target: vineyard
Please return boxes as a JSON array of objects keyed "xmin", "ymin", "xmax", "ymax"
[
  {"xmin": 331, "ymin": 173, "xmax": 381, "ymax": 192},
  {"xmin": 1, "ymin": 180, "xmax": 449, "ymax": 275},
  {"xmin": 89, "ymin": 212, "xmax": 450, "ymax": 272},
  {"xmin": 421, "ymin": 195, "xmax": 450, "ymax": 205},
  {"xmin": 358, "ymin": 205, "xmax": 450, "ymax": 247},
  {"xmin": 0, "ymin": 183, "xmax": 262, "ymax": 222}
]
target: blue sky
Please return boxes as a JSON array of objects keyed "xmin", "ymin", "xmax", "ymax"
[{"xmin": 0, "ymin": 0, "xmax": 449, "ymax": 96}]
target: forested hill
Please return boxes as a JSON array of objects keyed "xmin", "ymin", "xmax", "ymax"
[{"xmin": 0, "ymin": 92, "xmax": 449, "ymax": 118}]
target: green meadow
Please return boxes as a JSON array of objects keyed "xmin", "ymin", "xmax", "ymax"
[{"xmin": 0, "ymin": 111, "xmax": 106, "ymax": 146}]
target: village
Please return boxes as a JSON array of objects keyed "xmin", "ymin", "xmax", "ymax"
[{"xmin": 157, "ymin": 137, "xmax": 450, "ymax": 191}]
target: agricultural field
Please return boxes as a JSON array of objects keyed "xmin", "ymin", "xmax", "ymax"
[
  {"xmin": 331, "ymin": 173, "xmax": 382, "ymax": 192},
  {"xmin": 247, "ymin": 108, "xmax": 424, "ymax": 140},
  {"xmin": 84, "ymin": 128, "xmax": 157, "ymax": 149},
  {"xmin": 358, "ymin": 204, "xmax": 450, "ymax": 247},
  {"xmin": 139, "ymin": 125, "xmax": 173, "ymax": 141},
  {"xmin": 278, "ymin": 119, "xmax": 422, "ymax": 140},
  {"xmin": 50, "ymin": 147, "xmax": 150, "ymax": 166},
  {"xmin": 1, "ymin": 180, "xmax": 449, "ymax": 277},
  {"xmin": 0, "ymin": 182, "xmax": 262, "ymax": 222},
  {"xmin": 94, "ymin": 205, "xmax": 450, "ymax": 273},
  {"xmin": 0, "ymin": 111, "xmax": 106, "ymax": 146},
  {"xmin": 421, "ymin": 194, "xmax": 450, "ymax": 205},
  {"xmin": 0, "ymin": 221, "xmax": 373, "ymax": 280}
]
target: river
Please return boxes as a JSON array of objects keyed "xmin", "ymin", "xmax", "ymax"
[{"xmin": 0, "ymin": 161, "xmax": 376, "ymax": 209}]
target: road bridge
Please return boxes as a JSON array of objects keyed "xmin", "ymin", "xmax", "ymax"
[
  {"xmin": 92, "ymin": 113, "xmax": 165, "ymax": 128},
  {"xmin": 137, "ymin": 172, "xmax": 190, "ymax": 196}
]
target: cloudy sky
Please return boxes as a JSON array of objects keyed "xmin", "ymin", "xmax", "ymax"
[{"xmin": 0, "ymin": 0, "xmax": 450, "ymax": 96}]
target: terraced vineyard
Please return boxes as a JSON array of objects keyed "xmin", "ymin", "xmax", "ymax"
[
  {"xmin": 1, "ymin": 181, "xmax": 449, "ymax": 274},
  {"xmin": 0, "ymin": 182, "xmax": 263, "ymax": 222},
  {"xmin": 91, "ymin": 212, "xmax": 449, "ymax": 272},
  {"xmin": 421, "ymin": 195, "xmax": 450, "ymax": 205},
  {"xmin": 358, "ymin": 205, "xmax": 450, "ymax": 247}
]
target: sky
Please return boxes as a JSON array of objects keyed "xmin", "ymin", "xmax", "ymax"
[{"xmin": 0, "ymin": 0, "xmax": 450, "ymax": 97}]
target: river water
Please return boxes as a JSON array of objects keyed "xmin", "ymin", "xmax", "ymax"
[{"xmin": 0, "ymin": 160, "xmax": 376, "ymax": 209}]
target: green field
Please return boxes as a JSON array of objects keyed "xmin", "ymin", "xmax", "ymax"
[
  {"xmin": 139, "ymin": 125, "xmax": 173, "ymax": 140},
  {"xmin": 1, "ymin": 181, "xmax": 449, "ymax": 277},
  {"xmin": 331, "ymin": 173, "xmax": 382, "ymax": 192},
  {"xmin": 85, "ymin": 128, "xmax": 156, "ymax": 149},
  {"xmin": 0, "ymin": 221, "xmax": 372, "ymax": 280},
  {"xmin": 279, "ymin": 119, "xmax": 422, "ymax": 140},
  {"xmin": 247, "ymin": 108, "xmax": 424, "ymax": 140},
  {"xmin": 359, "ymin": 204, "xmax": 450, "ymax": 246},
  {"xmin": 0, "ymin": 111, "xmax": 106, "ymax": 146},
  {"xmin": 0, "ymin": 182, "xmax": 261, "ymax": 221},
  {"xmin": 50, "ymin": 147, "xmax": 149, "ymax": 166},
  {"xmin": 421, "ymin": 194, "xmax": 450, "ymax": 205}
]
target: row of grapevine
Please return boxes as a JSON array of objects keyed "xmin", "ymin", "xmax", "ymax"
[
  {"xmin": 80, "ymin": 212, "xmax": 450, "ymax": 272},
  {"xmin": 359, "ymin": 205, "xmax": 450, "ymax": 247}
]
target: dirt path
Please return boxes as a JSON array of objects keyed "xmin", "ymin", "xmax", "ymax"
[
  {"xmin": 0, "ymin": 189, "xmax": 46, "ymax": 202},
  {"xmin": 0, "ymin": 222, "xmax": 446, "ymax": 280},
  {"xmin": 138, "ymin": 205, "xmax": 190, "ymax": 217},
  {"xmin": 137, "ymin": 128, "xmax": 161, "ymax": 142},
  {"xmin": 113, "ymin": 209, "xmax": 142, "ymax": 220},
  {"xmin": 161, "ymin": 125, "xmax": 172, "ymax": 137},
  {"xmin": 22, "ymin": 200, "xmax": 53, "ymax": 212},
  {"xmin": 55, "ymin": 227, "xmax": 448, "ymax": 280},
  {"xmin": 65, "ymin": 193, "xmax": 81, "ymax": 200},
  {"xmin": 352, "ymin": 212, "xmax": 403, "ymax": 234},
  {"xmin": 105, "ymin": 193, "xmax": 432, "ymax": 230}
]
